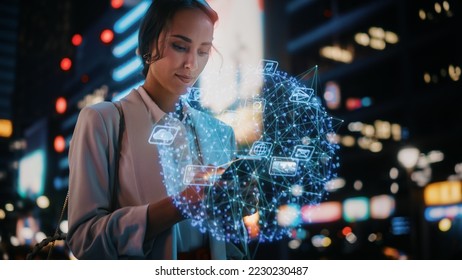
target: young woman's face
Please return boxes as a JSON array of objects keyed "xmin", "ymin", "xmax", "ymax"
[{"xmin": 147, "ymin": 8, "xmax": 214, "ymax": 98}]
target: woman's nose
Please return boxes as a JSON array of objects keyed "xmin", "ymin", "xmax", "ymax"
[{"xmin": 184, "ymin": 53, "xmax": 198, "ymax": 71}]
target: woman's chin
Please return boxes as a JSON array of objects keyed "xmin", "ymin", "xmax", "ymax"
[{"xmin": 172, "ymin": 87, "xmax": 189, "ymax": 97}]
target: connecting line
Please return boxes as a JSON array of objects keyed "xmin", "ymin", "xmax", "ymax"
[
  {"xmin": 216, "ymin": 155, "xmax": 265, "ymax": 169},
  {"xmin": 216, "ymin": 157, "xmax": 244, "ymax": 169}
]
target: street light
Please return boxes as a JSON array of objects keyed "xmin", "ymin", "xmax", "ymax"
[
  {"xmin": 397, "ymin": 146, "xmax": 425, "ymax": 259},
  {"xmin": 397, "ymin": 146, "xmax": 420, "ymax": 170}
]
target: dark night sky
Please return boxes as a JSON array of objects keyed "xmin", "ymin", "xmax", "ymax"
[{"xmin": 13, "ymin": 0, "xmax": 109, "ymax": 132}]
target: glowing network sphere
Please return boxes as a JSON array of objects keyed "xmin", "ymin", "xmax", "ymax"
[{"xmin": 150, "ymin": 60, "xmax": 340, "ymax": 244}]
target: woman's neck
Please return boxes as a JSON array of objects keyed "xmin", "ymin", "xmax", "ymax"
[{"xmin": 141, "ymin": 84, "xmax": 179, "ymax": 113}]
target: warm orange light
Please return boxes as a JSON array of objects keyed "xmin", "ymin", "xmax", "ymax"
[
  {"xmin": 54, "ymin": 135, "xmax": 66, "ymax": 153},
  {"xmin": 383, "ymin": 246, "xmax": 401, "ymax": 260},
  {"xmin": 71, "ymin": 34, "xmax": 82, "ymax": 46},
  {"xmin": 60, "ymin": 58, "xmax": 72, "ymax": 71},
  {"xmin": 111, "ymin": 0, "xmax": 124, "ymax": 9},
  {"xmin": 55, "ymin": 97, "xmax": 67, "ymax": 114},
  {"xmin": 0, "ymin": 119, "xmax": 13, "ymax": 138},
  {"xmin": 424, "ymin": 181, "xmax": 462, "ymax": 206},
  {"xmin": 100, "ymin": 29, "xmax": 114, "ymax": 44},
  {"xmin": 243, "ymin": 212, "xmax": 260, "ymax": 239}
]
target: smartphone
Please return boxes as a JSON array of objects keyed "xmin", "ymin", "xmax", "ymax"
[{"xmin": 219, "ymin": 156, "xmax": 263, "ymax": 180}]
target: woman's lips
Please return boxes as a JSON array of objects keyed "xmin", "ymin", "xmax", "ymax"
[{"xmin": 176, "ymin": 74, "xmax": 194, "ymax": 84}]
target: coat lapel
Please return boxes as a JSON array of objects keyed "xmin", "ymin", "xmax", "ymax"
[{"xmin": 120, "ymin": 89, "xmax": 168, "ymax": 203}]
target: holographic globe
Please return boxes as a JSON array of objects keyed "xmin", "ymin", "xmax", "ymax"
[{"xmin": 151, "ymin": 60, "xmax": 341, "ymax": 245}]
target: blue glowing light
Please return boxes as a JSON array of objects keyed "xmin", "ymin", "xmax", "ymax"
[
  {"xmin": 361, "ymin": 97, "xmax": 372, "ymax": 107},
  {"xmin": 424, "ymin": 204, "xmax": 462, "ymax": 222},
  {"xmin": 58, "ymin": 157, "xmax": 69, "ymax": 170},
  {"xmin": 391, "ymin": 216, "xmax": 410, "ymax": 235},
  {"xmin": 112, "ymin": 57, "xmax": 142, "ymax": 82},
  {"xmin": 18, "ymin": 149, "xmax": 46, "ymax": 198},
  {"xmin": 113, "ymin": 0, "xmax": 150, "ymax": 34},
  {"xmin": 113, "ymin": 31, "xmax": 138, "ymax": 58}
]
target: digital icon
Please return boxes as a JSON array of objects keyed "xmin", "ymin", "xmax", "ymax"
[
  {"xmin": 289, "ymin": 87, "xmax": 314, "ymax": 104},
  {"xmin": 246, "ymin": 97, "xmax": 266, "ymax": 112},
  {"xmin": 291, "ymin": 145, "xmax": 315, "ymax": 160},
  {"xmin": 249, "ymin": 141, "xmax": 273, "ymax": 157},
  {"xmin": 269, "ymin": 157, "xmax": 298, "ymax": 177},
  {"xmin": 258, "ymin": 59, "xmax": 279, "ymax": 75},
  {"xmin": 186, "ymin": 87, "xmax": 201, "ymax": 101},
  {"xmin": 148, "ymin": 125, "xmax": 180, "ymax": 145},
  {"xmin": 183, "ymin": 165, "xmax": 218, "ymax": 186}
]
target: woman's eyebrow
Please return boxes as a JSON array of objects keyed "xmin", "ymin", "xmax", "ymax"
[{"xmin": 171, "ymin": 34, "xmax": 212, "ymax": 46}]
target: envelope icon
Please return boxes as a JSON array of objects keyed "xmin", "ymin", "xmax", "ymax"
[
  {"xmin": 292, "ymin": 145, "xmax": 314, "ymax": 160},
  {"xmin": 289, "ymin": 87, "xmax": 314, "ymax": 104}
]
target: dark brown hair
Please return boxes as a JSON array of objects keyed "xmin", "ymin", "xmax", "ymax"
[{"xmin": 138, "ymin": 0, "xmax": 218, "ymax": 77}]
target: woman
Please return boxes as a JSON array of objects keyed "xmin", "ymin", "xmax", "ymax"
[{"xmin": 67, "ymin": 0, "xmax": 246, "ymax": 259}]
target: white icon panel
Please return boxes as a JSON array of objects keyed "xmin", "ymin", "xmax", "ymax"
[
  {"xmin": 183, "ymin": 165, "xmax": 218, "ymax": 186},
  {"xmin": 258, "ymin": 59, "xmax": 279, "ymax": 75},
  {"xmin": 269, "ymin": 157, "xmax": 298, "ymax": 177},
  {"xmin": 292, "ymin": 145, "xmax": 314, "ymax": 160},
  {"xmin": 289, "ymin": 87, "xmax": 314, "ymax": 104},
  {"xmin": 148, "ymin": 125, "xmax": 180, "ymax": 145},
  {"xmin": 249, "ymin": 141, "xmax": 273, "ymax": 157}
]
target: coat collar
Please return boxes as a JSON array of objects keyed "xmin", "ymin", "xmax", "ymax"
[{"xmin": 119, "ymin": 89, "xmax": 168, "ymax": 203}]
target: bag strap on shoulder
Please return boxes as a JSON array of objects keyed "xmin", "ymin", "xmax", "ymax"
[
  {"xmin": 27, "ymin": 101, "xmax": 125, "ymax": 260},
  {"xmin": 111, "ymin": 101, "xmax": 125, "ymax": 211}
]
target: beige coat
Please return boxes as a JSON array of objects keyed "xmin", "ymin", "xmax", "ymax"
[{"xmin": 67, "ymin": 89, "xmax": 242, "ymax": 259}]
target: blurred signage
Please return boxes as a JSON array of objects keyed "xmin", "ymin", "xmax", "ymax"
[
  {"xmin": 301, "ymin": 195, "xmax": 396, "ymax": 224},
  {"xmin": 424, "ymin": 181, "xmax": 462, "ymax": 206},
  {"xmin": 301, "ymin": 201, "xmax": 342, "ymax": 223},
  {"xmin": 0, "ymin": 119, "xmax": 13, "ymax": 138},
  {"xmin": 343, "ymin": 197, "xmax": 369, "ymax": 222},
  {"xmin": 18, "ymin": 149, "xmax": 46, "ymax": 198},
  {"xmin": 391, "ymin": 216, "xmax": 410, "ymax": 235},
  {"xmin": 424, "ymin": 204, "xmax": 462, "ymax": 222},
  {"xmin": 370, "ymin": 195, "xmax": 395, "ymax": 219}
]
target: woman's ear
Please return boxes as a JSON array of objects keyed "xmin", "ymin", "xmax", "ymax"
[{"xmin": 143, "ymin": 53, "xmax": 154, "ymax": 64}]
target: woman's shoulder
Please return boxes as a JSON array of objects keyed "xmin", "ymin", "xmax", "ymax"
[
  {"xmin": 76, "ymin": 102, "xmax": 121, "ymax": 131},
  {"xmin": 77, "ymin": 101, "xmax": 120, "ymax": 121},
  {"xmin": 82, "ymin": 101, "xmax": 118, "ymax": 115}
]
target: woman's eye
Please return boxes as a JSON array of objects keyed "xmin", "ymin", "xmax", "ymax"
[
  {"xmin": 199, "ymin": 49, "xmax": 211, "ymax": 56},
  {"xmin": 172, "ymin": 43, "xmax": 187, "ymax": 51}
]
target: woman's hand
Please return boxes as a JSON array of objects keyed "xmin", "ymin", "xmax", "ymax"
[{"xmin": 179, "ymin": 165, "xmax": 260, "ymax": 222}]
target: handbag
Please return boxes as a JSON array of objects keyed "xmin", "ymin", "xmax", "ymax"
[{"xmin": 26, "ymin": 101, "xmax": 125, "ymax": 259}]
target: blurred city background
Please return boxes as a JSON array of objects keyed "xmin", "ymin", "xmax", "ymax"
[{"xmin": 0, "ymin": 0, "xmax": 461, "ymax": 260}]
